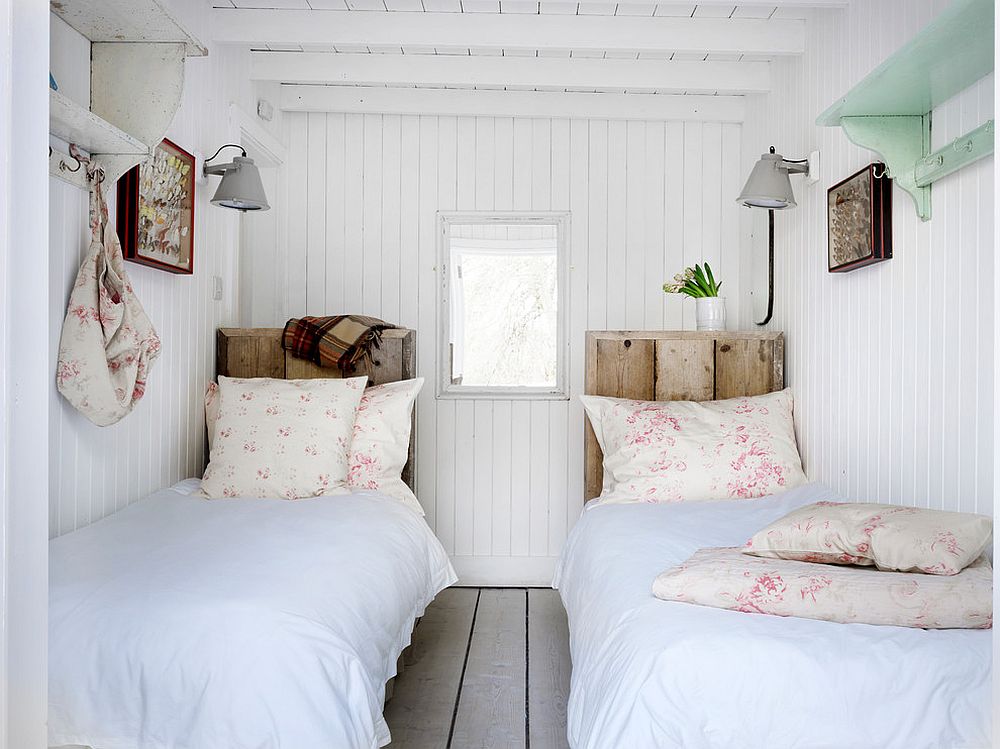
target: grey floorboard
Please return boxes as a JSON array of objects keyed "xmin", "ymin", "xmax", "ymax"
[
  {"xmin": 450, "ymin": 589, "xmax": 527, "ymax": 749},
  {"xmin": 527, "ymin": 589, "xmax": 571, "ymax": 749},
  {"xmin": 384, "ymin": 587, "xmax": 479, "ymax": 749},
  {"xmin": 387, "ymin": 587, "xmax": 571, "ymax": 749}
]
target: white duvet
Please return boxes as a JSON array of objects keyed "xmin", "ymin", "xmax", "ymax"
[
  {"xmin": 49, "ymin": 480, "xmax": 456, "ymax": 749},
  {"xmin": 554, "ymin": 483, "xmax": 991, "ymax": 749}
]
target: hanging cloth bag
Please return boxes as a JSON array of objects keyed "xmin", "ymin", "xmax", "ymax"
[{"xmin": 56, "ymin": 161, "xmax": 161, "ymax": 426}]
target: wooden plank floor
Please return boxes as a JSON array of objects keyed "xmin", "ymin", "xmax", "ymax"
[{"xmin": 385, "ymin": 588, "xmax": 571, "ymax": 749}]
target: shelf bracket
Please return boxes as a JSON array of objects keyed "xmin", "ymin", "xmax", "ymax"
[{"xmin": 840, "ymin": 115, "xmax": 931, "ymax": 221}]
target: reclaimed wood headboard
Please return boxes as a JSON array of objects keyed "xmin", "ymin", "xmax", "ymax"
[
  {"xmin": 216, "ymin": 327, "xmax": 417, "ymax": 491},
  {"xmin": 584, "ymin": 330, "xmax": 785, "ymax": 501}
]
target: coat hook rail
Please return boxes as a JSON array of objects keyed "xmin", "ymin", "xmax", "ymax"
[
  {"xmin": 48, "ymin": 143, "xmax": 91, "ymax": 190},
  {"xmin": 914, "ymin": 119, "xmax": 994, "ymax": 188}
]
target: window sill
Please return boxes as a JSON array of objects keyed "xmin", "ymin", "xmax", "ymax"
[{"xmin": 436, "ymin": 388, "xmax": 570, "ymax": 401}]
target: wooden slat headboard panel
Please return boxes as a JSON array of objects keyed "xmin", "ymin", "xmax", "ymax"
[
  {"xmin": 584, "ymin": 330, "xmax": 784, "ymax": 501},
  {"xmin": 216, "ymin": 327, "xmax": 418, "ymax": 492}
]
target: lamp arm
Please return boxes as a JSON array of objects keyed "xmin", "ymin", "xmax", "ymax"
[
  {"xmin": 781, "ymin": 160, "xmax": 810, "ymax": 175},
  {"xmin": 203, "ymin": 144, "xmax": 248, "ymax": 178},
  {"xmin": 756, "ymin": 209, "xmax": 775, "ymax": 326}
]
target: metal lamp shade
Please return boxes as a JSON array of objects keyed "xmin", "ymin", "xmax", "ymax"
[
  {"xmin": 737, "ymin": 152, "xmax": 796, "ymax": 209},
  {"xmin": 210, "ymin": 156, "xmax": 270, "ymax": 211}
]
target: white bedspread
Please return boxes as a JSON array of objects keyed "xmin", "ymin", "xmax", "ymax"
[
  {"xmin": 49, "ymin": 481, "xmax": 456, "ymax": 749},
  {"xmin": 554, "ymin": 483, "xmax": 991, "ymax": 749}
]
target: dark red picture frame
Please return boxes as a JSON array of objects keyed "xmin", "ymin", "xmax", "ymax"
[
  {"xmin": 827, "ymin": 163, "xmax": 892, "ymax": 273},
  {"xmin": 117, "ymin": 138, "xmax": 196, "ymax": 275}
]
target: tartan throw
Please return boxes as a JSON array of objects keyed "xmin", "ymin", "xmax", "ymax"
[{"xmin": 282, "ymin": 315, "xmax": 396, "ymax": 373}]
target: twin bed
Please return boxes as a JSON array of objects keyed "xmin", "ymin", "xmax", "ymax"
[
  {"xmin": 557, "ymin": 330, "xmax": 990, "ymax": 749},
  {"xmin": 49, "ymin": 328, "xmax": 991, "ymax": 749}
]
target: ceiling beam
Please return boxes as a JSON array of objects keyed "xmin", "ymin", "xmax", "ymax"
[
  {"xmin": 211, "ymin": 9, "xmax": 805, "ymax": 56},
  {"xmin": 252, "ymin": 52, "xmax": 770, "ymax": 94},
  {"xmin": 279, "ymin": 85, "xmax": 745, "ymax": 121}
]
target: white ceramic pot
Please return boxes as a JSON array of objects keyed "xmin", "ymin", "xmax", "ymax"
[{"xmin": 695, "ymin": 297, "xmax": 727, "ymax": 332}]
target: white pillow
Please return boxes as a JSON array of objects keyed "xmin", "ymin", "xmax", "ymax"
[
  {"xmin": 581, "ymin": 389, "xmax": 806, "ymax": 503},
  {"xmin": 347, "ymin": 378, "xmax": 424, "ymax": 514},
  {"xmin": 201, "ymin": 375, "xmax": 367, "ymax": 499},
  {"xmin": 206, "ymin": 377, "xmax": 424, "ymax": 512}
]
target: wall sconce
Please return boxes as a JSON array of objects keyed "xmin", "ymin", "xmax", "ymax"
[
  {"xmin": 737, "ymin": 146, "xmax": 819, "ymax": 324},
  {"xmin": 203, "ymin": 144, "xmax": 270, "ymax": 212}
]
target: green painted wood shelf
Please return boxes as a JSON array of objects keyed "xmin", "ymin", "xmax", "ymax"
[{"xmin": 817, "ymin": 0, "xmax": 994, "ymax": 220}]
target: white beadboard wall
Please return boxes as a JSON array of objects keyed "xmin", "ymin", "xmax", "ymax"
[
  {"xmin": 258, "ymin": 112, "xmax": 746, "ymax": 584},
  {"xmin": 743, "ymin": 0, "xmax": 994, "ymax": 515},
  {"xmin": 47, "ymin": 4, "xmax": 267, "ymax": 537}
]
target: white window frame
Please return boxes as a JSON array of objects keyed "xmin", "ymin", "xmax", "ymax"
[{"xmin": 437, "ymin": 211, "xmax": 570, "ymax": 400}]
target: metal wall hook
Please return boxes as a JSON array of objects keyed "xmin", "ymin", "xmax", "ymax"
[
  {"xmin": 871, "ymin": 163, "xmax": 890, "ymax": 180},
  {"xmin": 60, "ymin": 151, "xmax": 82, "ymax": 173}
]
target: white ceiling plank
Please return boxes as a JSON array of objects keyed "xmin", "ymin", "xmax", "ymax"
[
  {"xmin": 537, "ymin": 1, "xmax": 579, "ymax": 12},
  {"xmin": 280, "ymin": 84, "xmax": 746, "ymax": 120},
  {"xmin": 421, "ymin": 0, "xmax": 464, "ymax": 10},
  {"xmin": 252, "ymin": 50, "xmax": 771, "ymax": 92},
  {"xmin": 500, "ymin": 0, "xmax": 540, "ymax": 12},
  {"xmin": 211, "ymin": 8, "xmax": 807, "ymax": 55},
  {"xmin": 233, "ymin": 0, "xmax": 311, "ymax": 7},
  {"xmin": 729, "ymin": 5, "xmax": 776, "ymax": 18},
  {"xmin": 691, "ymin": 4, "xmax": 736, "ymax": 17}
]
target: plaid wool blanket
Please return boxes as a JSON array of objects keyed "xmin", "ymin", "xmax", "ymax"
[{"xmin": 281, "ymin": 315, "xmax": 396, "ymax": 373}]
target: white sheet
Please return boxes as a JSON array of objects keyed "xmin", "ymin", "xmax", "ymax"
[
  {"xmin": 554, "ymin": 484, "xmax": 991, "ymax": 749},
  {"xmin": 49, "ymin": 483, "xmax": 457, "ymax": 749}
]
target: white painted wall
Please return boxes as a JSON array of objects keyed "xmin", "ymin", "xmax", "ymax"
[
  {"xmin": 2, "ymin": 0, "xmax": 50, "ymax": 745},
  {"xmin": 742, "ymin": 0, "xmax": 994, "ymax": 516},
  {"xmin": 259, "ymin": 112, "xmax": 746, "ymax": 583},
  {"xmin": 47, "ymin": 3, "xmax": 275, "ymax": 537}
]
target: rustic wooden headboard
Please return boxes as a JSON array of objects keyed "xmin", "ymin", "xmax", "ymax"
[
  {"xmin": 584, "ymin": 330, "xmax": 785, "ymax": 501},
  {"xmin": 216, "ymin": 327, "xmax": 418, "ymax": 491}
]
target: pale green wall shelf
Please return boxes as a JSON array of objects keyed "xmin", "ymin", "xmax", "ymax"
[{"xmin": 816, "ymin": 0, "xmax": 994, "ymax": 220}]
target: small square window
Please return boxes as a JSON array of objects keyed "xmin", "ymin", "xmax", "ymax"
[{"xmin": 438, "ymin": 212, "xmax": 569, "ymax": 400}]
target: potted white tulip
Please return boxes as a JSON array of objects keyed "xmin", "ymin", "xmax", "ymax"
[{"xmin": 662, "ymin": 263, "xmax": 726, "ymax": 332}]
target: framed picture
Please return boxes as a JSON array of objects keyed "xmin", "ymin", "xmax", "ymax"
[
  {"xmin": 827, "ymin": 163, "xmax": 892, "ymax": 273},
  {"xmin": 117, "ymin": 138, "xmax": 195, "ymax": 275}
]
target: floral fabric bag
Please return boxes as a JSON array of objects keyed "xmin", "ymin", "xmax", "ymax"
[{"xmin": 56, "ymin": 165, "xmax": 161, "ymax": 426}]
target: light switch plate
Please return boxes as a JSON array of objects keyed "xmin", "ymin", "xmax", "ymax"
[{"xmin": 212, "ymin": 275, "xmax": 223, "ymax": 301}]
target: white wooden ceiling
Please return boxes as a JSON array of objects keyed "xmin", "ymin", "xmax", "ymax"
[{"xmin": 211, "ymin": 1, "xmax": 843, "ymax": 115}]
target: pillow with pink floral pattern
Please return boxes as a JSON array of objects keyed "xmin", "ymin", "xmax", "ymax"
[
  {"xmin": 346, "ymin": 378, "xmax": 424, "ymax": 514},
  {"xmin": 580, "ymin": 389, "xmax": 806, "ymax": 503},
  {"xmin": 744, "ymin": 502, "xmax": 993, "ymax": 575},
  {"xmin": 206, "ymin": 378, "xmax": 424, "ymax": 512},
  {"xmin": 652, "ymin": 546, "xmax": 992, "ymax": 629},
  {"xmin": 201, "ymin": 375, "xmax": 367, "ymax": 499}
]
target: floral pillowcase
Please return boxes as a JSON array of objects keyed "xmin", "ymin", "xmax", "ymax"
[
  {"xmin": 205, "ymin": 377, "xmax": 424, "ymax": 512},
  {"xmin": 652, "ymin": 546, "xmax": 992, "ymax": 629},
  {"xmin": 743, "ymin": 501, "xmax": 993, "ymax": 576},
  {"xmin": 201, "ymin": 375, "xmax": 367, "ymax": 500},
  {"xmin": 581, "ymin": 389, "xmax": 806, "ymax": 504},
  {"xmin": 347, "ymin": 378, "xmax": 424, "ymax": 514}
]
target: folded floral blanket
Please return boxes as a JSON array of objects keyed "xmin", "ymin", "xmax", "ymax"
[
  {"xmin": 282, "ymin": 315, "xmax": 395, "ymax": 374},
  {"xmin": 652, "ymin": 547, "xmax": 992, "ymax": 629}
]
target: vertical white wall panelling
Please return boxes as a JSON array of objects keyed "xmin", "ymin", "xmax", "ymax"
[
  {"xmin": 4, "ymin": 0, "xmax": 50, "ymax": 743},
  {"xmin": 742, "ymin": 0, "xmax": 994, "ymax": 517},
  {"xmin": 47, "ymin": 0, "xmax": 262, "ymax": 538},
  {"xmin": 265, "ymin": 111, "xmax": 743, "ymax": 584}
]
